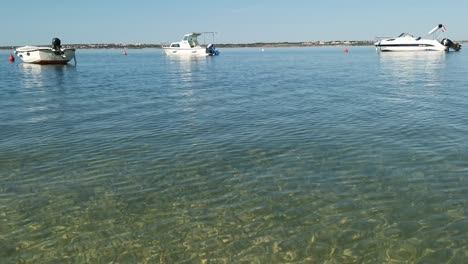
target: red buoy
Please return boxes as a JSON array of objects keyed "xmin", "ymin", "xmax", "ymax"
[
  {"xmin": 344, "ymin": 48, "xmax": 349, "ymax": 53},
  {"xmin": 9, "ymin": 53, "xmax": 15, "ymax": 62}
]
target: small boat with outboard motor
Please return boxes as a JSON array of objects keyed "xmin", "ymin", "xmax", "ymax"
[
  {"xmin": 15, "ymin": 38, "xmax": 76, "ymax": 64},
  {"xmin": 375, "ymin": 24, "xmax": 461, "ymax": 52},
  {"xmin": 162, "ymin": 32, "xmax": 220, "ymax": 56}
]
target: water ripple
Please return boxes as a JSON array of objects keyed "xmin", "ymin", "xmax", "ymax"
[{"xmin": 1, "ymin": 48, "xmax": 468, "ymax": 262}]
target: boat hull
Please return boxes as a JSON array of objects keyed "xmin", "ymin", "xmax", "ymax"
[
  {"xmin": 375, "ymin": 39, "xmax": 449, "ymax": 52},
  {"xmin": 162, "ymin": 47, "xmax": 210, "ymax": 56},
  {"xmin": 376, "ymin": 45, "xmax": 448, "ymax": 52},
  {"xmin": 15, "ymin": 46, "xmax": 76, "ymax": 64}
]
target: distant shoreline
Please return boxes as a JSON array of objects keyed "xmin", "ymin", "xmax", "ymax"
[
  {"xmin": 1, "ymin": 41, "xmax": 467, "ymax": 50},
  {"xmin": 1, "ymin": 41, "xmax": 373, "ymax": 50}
]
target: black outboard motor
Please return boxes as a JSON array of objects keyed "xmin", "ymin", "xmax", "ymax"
[
  {"xmin": 441, "ymin": 38, "xmax": 462, "ymax": 51},
  {"xmin": 206, "ymin": 44, "xmax": 220, "ymax": 56},
  {"xmin": 52, "ymin": 38, "xmax": 63, "ymax": 54}
]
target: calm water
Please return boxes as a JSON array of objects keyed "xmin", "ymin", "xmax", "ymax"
[{"xmin": 1, "ymin": 47, "xmax": 467, "ymax": 263}]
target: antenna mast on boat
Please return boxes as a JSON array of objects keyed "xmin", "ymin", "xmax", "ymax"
[{"xmin": 201, "ymin": 32, "xmax": 217, "ymax": 45}]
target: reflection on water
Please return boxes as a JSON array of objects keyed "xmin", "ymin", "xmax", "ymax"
[
  {"xmin": 18, "ymin": 63, "xmax": 76, "ymax": 89},
  {"xmin": 165, "ymin": 56, "xmax": 210, "ymax": 82},
  {"xmin": 14, "ymin": 64, "xmax": 76, "ymax": 124},
  {"xmin": 377, "ymin": 52, "xmax": 447, "ymax": 87},
  {"xmin": 165, "ymin": 56, "xmax": 213, "ymax": 113}
]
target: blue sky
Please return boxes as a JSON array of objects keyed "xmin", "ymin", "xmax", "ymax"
[{"xmin": 1, "ymin": 0, "xmax": 466, "ymax": 45}]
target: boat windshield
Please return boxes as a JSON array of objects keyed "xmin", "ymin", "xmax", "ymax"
[
  {"xmin": 183, "ymin": 34, "xmax": 201, "ymax": 47},
  {"xmin": 398, "ymin": 33, "xmax": 414, "ymax": 38}
]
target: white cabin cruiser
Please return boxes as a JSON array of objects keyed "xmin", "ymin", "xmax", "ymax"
[
  {"xmin": 15, "ymin": 38, "xmax": 76, "ymax": 64},
  {"xmin": 375, "ymin": 24, "xmax": 461, "ymax": 52},
  {"xmin": 162, "ymin": 33, "xmax": 220, "ymax": 56}
]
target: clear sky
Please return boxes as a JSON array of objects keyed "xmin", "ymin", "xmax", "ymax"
[{"xmin": 1, "ymin": 0, "xmax": 466, "ymax": 45}]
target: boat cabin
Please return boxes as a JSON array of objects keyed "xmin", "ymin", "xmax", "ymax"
[{"xmin": 169, "ymin": 33, "xmax": 203, "ymax": 48}]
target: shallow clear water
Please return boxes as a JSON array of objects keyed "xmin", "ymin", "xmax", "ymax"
[{"xmin": 1, "ymin": 47, "xmax": 467, "ymax": 263}]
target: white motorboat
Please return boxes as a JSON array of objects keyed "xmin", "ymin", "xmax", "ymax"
[
  {"xmin": 375, "ymin": 24, "xmax": 461, "ymax": 52},
  {"xmin": 15, "ymin": 38, "xmax": 76, "ymax": 64},
  {"xmin": 162, "ymin": 32, "xmax": 220, "ymax": 56}
]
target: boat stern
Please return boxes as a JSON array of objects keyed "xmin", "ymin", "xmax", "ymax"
[
  {"xmin": 441, "ymin": 38, "xmax": 461, "ymax": 51},
  {"xmin": 206, "ymin": 44, "xmax": 220, "ymax": 56}
]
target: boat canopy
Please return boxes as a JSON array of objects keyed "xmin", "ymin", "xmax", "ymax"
[{"xmin": 183, "ymin": 33, "xmax": 202, "ymax": 39}]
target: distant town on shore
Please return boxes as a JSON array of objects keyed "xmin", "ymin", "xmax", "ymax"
[
  {"xmin": 1, "ymin": 41, "xmax": 374, "ymax": 50},
  {"xmin": 2, "ymin": 40, "xmax": 466, "ymax": 50}
]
